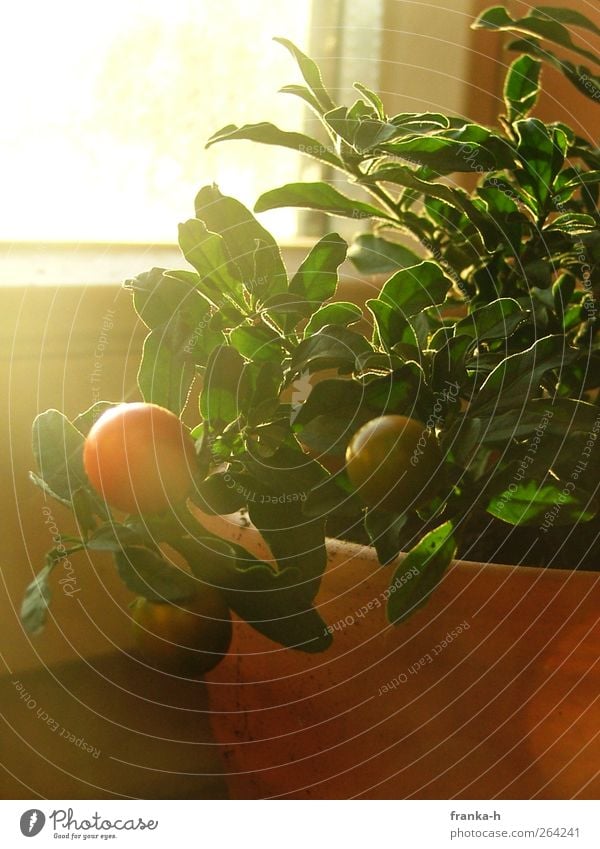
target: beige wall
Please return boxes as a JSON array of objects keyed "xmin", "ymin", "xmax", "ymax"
[
  {"xmin": 1, "ymin": 285, "xmax": 146, "ymax": 674},
  {"xmin": 381, "ymin": 0, "xmax": 476, "ymax": 118}
]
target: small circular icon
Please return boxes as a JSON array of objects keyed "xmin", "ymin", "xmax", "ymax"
[{"xmin": 20, "ymin": 810, "xmax": 46, "ymax": 837}]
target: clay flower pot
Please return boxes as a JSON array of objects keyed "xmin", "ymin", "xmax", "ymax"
[{"xmin": 201, "ymin": 515, "xmax": 600, "ymax": 799}]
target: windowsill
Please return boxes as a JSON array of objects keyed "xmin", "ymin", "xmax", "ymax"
[{"xmin": 0, "ymin": 240, "xmax": 318, "ymax": 287}]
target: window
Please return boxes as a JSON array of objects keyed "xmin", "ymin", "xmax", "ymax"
[{"xmin": 2, "ymin": 0, "xmax": 315, "ymax": 245}]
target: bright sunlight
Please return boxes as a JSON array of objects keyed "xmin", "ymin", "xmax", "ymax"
[{"xmin": 1, "ymin": 0, "xmax": 311, "ymax": 243}]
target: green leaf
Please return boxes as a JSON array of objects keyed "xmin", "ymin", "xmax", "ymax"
[
  {"xmin": 289, "ymin": 325, "xmax": 373, "ymax": 375},
  {"xmin": 115, "ymin": 547, "xmax": 197, "ymax": 602},
  {"xmin": 473, "ymin": 6, "xmax": 600, "ymax": 65},
  {"xmin": 486, "ymin": 476, "xmax": 597, "ymax": 526},
  {"xmin": 303, "ymin": 474, "xmax": 364, "ymax": 519},
  {"xmin": 353, "ymin": 82, "xmax": 385, "ymax": 119},
  {"xmin": 532, "ymin": 6, "xmax": 600, "ymax": 37},
  {"xmin": 200, "ymin": 345, "xmax": 248, "ymax": 430},
  {"xmin": 125, "ymin": 266, "xmax": 211, "ymax": 331},
  {"xmin": 514, "ymin": 119, "xmax": 567, "ymax": 211},
  {"xmin": 229, "ymin": 325, "xmax": 284, "ymax": 362},
  {"xmin": 279, "ymin": 84, "xmax": 324, "ymax": 114},
  {"xmin": 178, "ymin": 218, "xmax": 245, "ymax": 308},
  {"xmin": 545, "ymin": 213, "xmax": 597, "ymax": 235},
  {"xmin": 32, "ymin": 410, "xmax": 88, "ymax": 504},
  {"xmin": 137, "ymin": 329, "xmax": 196, "ymax": 415},
  {"xmin": 360, "ymin": 166, "xmax": 499, "ymax": 250},
  {"xmin": 20, "ymin": 562, "xmax": 53, "ymax": 635},
  {"xmin": 472, "ymin": 335, "xmax": 580, "ymax": 415},
  {"xmin": 378, "ymin": 261, "xmax": 453, "ymax": 317},
  {"xmin": 430, "ymin": 336, "xmax": 471, "ymax": 396},
  {"xmin": 476, "ymin": 398, "xmax": 600, "ymax": 444},
  {"xmin": 455, "ymin": 298, "xmax": 530, "ymax": 342},
  {"xmin": 194, "ymin": 185, "xmax": 287, "ymax": 301},
  {"xmin": 255, "ymin": 182, "xmax": 391, "ymax": 221},
  {"xmin": 222, "ymin": 559, "xmax": 332, "ymax": 653},
  {"xmin": 292, "ymin": 377, "xmax": 363, "ymax": 426},
  {"xmin": 365, "ymin": 510, "xmax": 409, "ymax": 566},
  {"xmin": 366, "ymin": 299, "xmax": 409, "ymax": 351},
  {"xmin": 347, "ymin": 234, "xmax": 421, "ymax": 275},
  {"xmin": 206, "ymin": 122, "xmax": 342, "ymax": 169},
  {"xmin": 507, "ymin": 37, "xmax": 600, "ymax": 104},
  {"xmin": 304, "ymin": 302, "xmax": 362, "ymax": 336},
  {"xmin": 274, "ymin": 37, "xmax": 336, "ymax": 112},
  {"xmin": 380, "ymin": 132, "xmax": 498, "ymax": 174},
  {"xmin": 189, "ymin": 472, "xmax": 250, "ymax": 515},
  {"xmin": 289, "ymin": 232, "xmax": 347, "ymax": 313},
  {"xmin": 504, "ymin": 54, "xmax": 541, "ymax": 122},
  {"xmin": 72, "ymin": 402, "xmax": 118, "ymax": 437},
  {"xmin": 247, "ymin": 498, "xmax": 327, "ymax": 589},
  {"xmin": 387, "ymin": 521, "xmax": 457, "ymax": 625},
  {"xmin": 86, "ymin": 523, "xmax": 151, "ymax": 552}
]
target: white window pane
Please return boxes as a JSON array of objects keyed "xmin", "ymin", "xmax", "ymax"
[{"xmin": 1, "ymin": 0, "xmax": 311, "ymax": 243}]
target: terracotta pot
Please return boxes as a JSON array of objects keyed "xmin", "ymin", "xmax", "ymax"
[{"xmin": 201, "ymin": 514, "xmax": 600, "ymax": 799}]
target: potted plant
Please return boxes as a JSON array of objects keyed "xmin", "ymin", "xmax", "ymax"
[{"xmin": 22, "ymin": 5, "xmax": 599, "ymax": 798}]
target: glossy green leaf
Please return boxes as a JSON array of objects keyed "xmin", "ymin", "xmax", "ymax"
[
  {"xmin": 190, "ymin": 472, "xmax": 251, "ymax": 515},
  {"xmin": 380, "ymin": 132, "xmax": 497, "ymax": 174},
  {"xmin": 365, "ymin": 510, "xmax": 409, "ymax": 566},
  {"xmin": 255, "ymin": 182, "xmax": 391, "ymax": 221},
  {"xmin": 473, "ymin": 6, "xmax": 600, "ymax": 66},
  {"xmin": 476, "ymin": 398, "xmax": 600, "ymax": 444},
  {"xmin": 387, "ymin": 521, "xmax": 457, "ymax": 624},
  {"xmin": 514, "ymin": 119, "xmax": 567, "ymax": 211},
  {"xmin": 194, "ymin": 185, "xmax": 287, "ymax": 300},
  {"xmin": 279, "ymin": 83, "xmax": 323, "ymax": 114},
  {"xmin": 72, "ymin": 402, "xmax": 118, "ymax": 437},
  {"xmin": 178, "ymin": 218, "xmax": 245, "ymax": 308},
  {"xmin": 289, "ymin": 325, "xmax": 372, "ymax": 375},
  {"xmin": 20, "ymin": 562, "xmax": 54, "ymax": 635},
  {"xmin": 366, "ymin": 299, "xmax": 409, "ymax": 351},
  {"xmin": 378, "ymin": 261, "xmax": 453, "ymax": 317},
  {"xmin": 289, "ymin": 232, "xmax": 347, "ymax": 312},
  {"xmin": 347, "ymin": 233, "xmax": 421, "ymax": 275},
  {"xmin": 86, "ymin": 523, "xmax": 152, "ymax": 552},
  {"xmin": 274, "ymin": 37, "xmax": 336, "ymax": 112},
  {"xmin": 229, "ymin": 325, "xmax": 284, "ymax": 362},
  {"xmin": 353, "ymin": 82, "xmax": 385, "ymax": 119},
  {"xmin": 486, "ymin": 476, "xmax": 597, "ymax": 526},
  {"xmin": 32, "ymin": 410, "xmax": 88, "ymax": 504},
  {"xmin": 360, "ymin": 166, "xmax": 498, "ymax": 249},
  {"xmin": 504, "ymin": 54, "xmax": 541, "ymax": 122},
  {"xmin": 125, "ymin": 266, "xmax": 210, "ymax": 331},
  {"xmin": 532, "ymin": 6, "xmax": 600, "ymax": 37},
  {"xmin": 472, "ymin": 335, "xmax": 580, "ymax": 415},
  {"xmin": 304, "ymin": 302, "xmax": 362, "ymax": 336},
  {"xmin": 222, "ymin": 557, "xmax": 332, "ymax": 652},
  {"xmin": 137, "ymin": 329, "xmax": 195, "ymax": 416},
  {"xmin": 206, "ymin": 122, "xmax": 342, "ymax": 169},
  {"xmin": 200, "ymin": 345, "xmax": 248, "ymax": 429},
  {"xmin": 508, "ymin": 37, "xmax": 600, "ymax": 103},
  {"xmin": 456, "ymin": 298, "xmax": 530, "ymax": 341},
  {"xmin": 115, "ymin": 547, "xmax": 197, "ymax": 602}
]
